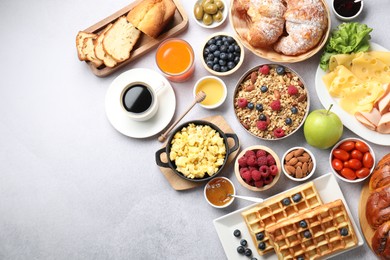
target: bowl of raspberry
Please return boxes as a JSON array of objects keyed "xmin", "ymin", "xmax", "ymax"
[
  {"xmin": 234, "ymin": 145, "xmax": 281, "ymax": 191},
  {"xmin": 233, "ymin": 64, "xmax": 310, "ymax": 140}
]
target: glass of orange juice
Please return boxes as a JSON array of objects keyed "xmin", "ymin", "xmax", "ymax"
[{"xmin": 155, "ymin": 38, "xmax": 195, "ymax": 82}]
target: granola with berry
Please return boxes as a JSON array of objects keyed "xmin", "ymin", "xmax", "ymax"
[{"xmin": 234, "ymin": 64, "xmax": 309, "ymax": 139}]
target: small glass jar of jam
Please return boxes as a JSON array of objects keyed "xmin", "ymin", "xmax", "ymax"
[
  {"xmin": 204, "ymin": 177, "xmax": 235, "ymax": 208},
  {"xmin": 332, "ymin": 0, "xmax": 363, "ymax": 21}
]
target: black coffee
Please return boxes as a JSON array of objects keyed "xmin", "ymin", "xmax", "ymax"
[{"xmin": 122, "ymin": 84, "xmax": 153, "ymax": 113}]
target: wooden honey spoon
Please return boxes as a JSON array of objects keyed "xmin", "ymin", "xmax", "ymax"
[{"xmin": 158, "ymin": 91, "xmax": 206, "ymax": 142}]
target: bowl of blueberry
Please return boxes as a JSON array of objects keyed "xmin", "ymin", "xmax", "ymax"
[
  {"xmin": 201, "ymin": 32, "xmax": 244, "ymax": 76},
  {"xmin": 233, "ymin": 64, "xmax": 310, "ymax": 140}
]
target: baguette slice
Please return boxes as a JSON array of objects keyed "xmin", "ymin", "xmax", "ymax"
[
  {"xmin": 76, "ymin": 31, "xmax": 96, "ymax": 61},
  {"xmin": 82, "ymin": 37, "xmax": 103, "ymax": 67},
  {"xmin": 103, "ymin": 16, "xmax": 141, "ymax": 62},
  {"xmin": 94, "ymin": 24, "xmax": 117, "ymax": 68}
]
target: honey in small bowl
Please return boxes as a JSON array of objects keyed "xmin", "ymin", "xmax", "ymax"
[
  {"xmin": 156, "ymin": 38, "xmax": 195, "ymax": 82},
  {"xmin": 204, "ymin": 177, "xmax": 235, "ymax": 208},
  {"xmin": 194, "ymin": 76, "xmax": 227, "ymax": 109}
]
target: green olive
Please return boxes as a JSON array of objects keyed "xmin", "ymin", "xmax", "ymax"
[
  {"xmin": 202, "ymin": 13, "xmax": 213, "ymax": 25},
  {"xmin": 201, "ymin": 0, "xmax": 213, "ymax": 8},
  {"xmin": 204, "ymin": 3, "xmax": 218, "ymax": 14},
  {"xmin": 215, "ymin": 0, "xmax": 224, "ymax": 10},
  {"xmin": 212, "ymin": 11, "xmax": 223, "ymax": 22},
  {"xmin": 194, "ymin": 4, "xmax": 204, "ymax": 20}
]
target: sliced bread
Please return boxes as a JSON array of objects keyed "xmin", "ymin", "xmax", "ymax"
[
  {"xmin": 82, "ymin": 37, "xmax": 103, "ymax": 67},
  {"xmin": 94, "ymin": 24, "xmax": 117, "ymax": 68},
  {"xmin": 76, "ymin": 31, "xmax": 96, "ymax": 61},
  {"xmin": 102, "ymin": 16, "xmax": 141, "ymax": 62}
]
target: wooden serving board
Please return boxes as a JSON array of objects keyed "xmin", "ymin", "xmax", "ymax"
[
  {"xmin": 358, "ymin": 181, "xmax": 375, "ymax": 252},
  {"xmin": 83, "ymin": 0, "xmax": 188, "ymax": 77},
  {"xmin": 157, "ymin": 115, "xmax": 240, "ymax": 191}
]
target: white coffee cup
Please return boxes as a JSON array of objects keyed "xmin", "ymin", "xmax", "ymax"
[{"xmin": 120, "ymin": 81, "xmax": 164, "ymax": 121}]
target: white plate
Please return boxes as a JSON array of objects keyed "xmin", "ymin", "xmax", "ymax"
[
  {"xmin": 213, "ymin": 173, "xmax": 364, "ymax": 260},
  {"xmin": 314, "ymin": 42, "xmax": 390, "ymax": 146},
  {"xmin": 105, "ymin": 68, "xmax": 176, "ymax": 138}
]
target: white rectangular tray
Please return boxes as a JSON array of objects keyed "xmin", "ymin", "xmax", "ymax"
[{"xmin": 213, "ymin": 173, "xmax": 364, "ymax": 260}]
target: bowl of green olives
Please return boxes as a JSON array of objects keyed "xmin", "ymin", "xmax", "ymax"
[
  {"xmin": 201, "ymin": 32, "xmax": 244, "ymax": 76},
  {"xmin": 193, "ymin": 0, "xmax": 227, "ymax": 28}
]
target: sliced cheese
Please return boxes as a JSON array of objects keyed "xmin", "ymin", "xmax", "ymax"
[
  {"xmin": 351, "ymin": 52, "xmax": 390, "ymax": 83},
  {"xmin": 324, "ymin": 65, "xmax": 362, "ymax": 97}
]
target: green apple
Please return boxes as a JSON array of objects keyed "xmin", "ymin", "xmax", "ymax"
[{"xmin": 303, "ymin": 104, "xmax": 343, "ymax": 149}]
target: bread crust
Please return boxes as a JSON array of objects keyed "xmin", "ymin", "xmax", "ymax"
[
  {"xmin": 366, "ymin": 185, "xmax": 390, "ymax": 229},
  {"xmin": 372, "ymin": 221, "xmax": 390, "ymax": 259},
  {"xmin": 94, "ymin": 24, "xmax": 117, "ymax": 68},
  {"xmin": 370, "ymin": 153, "xmax": 390, "ymax": 191}
]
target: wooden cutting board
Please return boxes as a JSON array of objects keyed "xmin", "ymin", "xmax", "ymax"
[
  {"xmin": 358, "ymin": 181, "xmax": 375, "ymax": 252},
  {"xmin": 82, "ymin": 0, "xmax": 188, "ymax": 77},
  {"xmin": 157, "ymin": 115, "xmax": 240, "ymax": 191}
]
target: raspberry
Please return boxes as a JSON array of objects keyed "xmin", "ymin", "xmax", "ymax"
[
  {"xmin": 257, "ymin": 156, "xmax": 267, "ymax": 166},
  {"xmin": 267, "ymin": 154, "xmax": 276, "ymax": 166},
  {"xmin": 245, "ymin": 150, "xmax": 256, "ymax": 158},
  {"xmin": 246, "ymin": 155, "xmax": 257, "ymax": 167},
  {"xmin": 256, "ymin": 149, "xmax": 267, "ymax": 157},
  {"xmin": 237, "ymin": 98, "xmax": 248, "ymax": 108},
  {"xmin": 251, "ymin": 170, "xmax": 262, "ymax": 181},
  {"xmin": 239, "ymin": 167, "xmax": 249, "ymax": 175},
  {"xmin": 269, "ymin": 165, "xmax": 278, "ymax": 176},
  {"xmin": 256, "ymin": 120, "xmax": 268, "ymax": 130},
  {"xmin": 263, "ymin": 175, "xmax": 274, "ymax": 184},
  {"xmin": 288, "ymin": 85, "xmax": 298, "ymax": 96},
  {"xmin": 259, "ymin": 165, "xmax": 270, "ymax": 178},
  {"xmin": 273, "ymin": 127, "xmax": 285, "ymax": 138},
  {"xmin": 241, "ymin": 170, "xmax": 252, "ymax": 183},
  {"xmin": 238, "ymin": 156, "xmax": 248, "ymax": 167},
  {"xmin": 270, "ymin": 100, "xmax": 281, "ymax": 111},
  {"xmin": 259, "ymin": 65, "xmax": 270, "ymax": 75},
  {"xmin": 254, "ymin": 180, "xmax": 264, "ymax": 188}
]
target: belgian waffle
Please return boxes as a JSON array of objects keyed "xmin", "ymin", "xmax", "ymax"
[
  {"xmin": 241, "ymin": 182, "xmax": 322, "ymax": 255},
  {"xmin": 266, "ymin": 199, "xmax": 358, "ymax": 260}
]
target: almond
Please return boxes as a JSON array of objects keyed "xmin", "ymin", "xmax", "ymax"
[
  {"xmin": 285, "ymin": 151, "xmax": 294, "ymax": 161},
  {"xmin": 293, "ymin": 148, "xmax": 305, "ymax": 157},
  {"xmin": 308, "ymin": 162, "xmax": 314, "ymax": 172},
  {"xmin": 285, "ymin": 165, "xmax": 296, "ymax": 175},
  {"xmin": 288, "ymin": 157, "xmax": 298, "ymax": 166},
  {"xmin": 274, "ymin": 90, "xmax": 281, "ymax": 100},
  {"xmin": 250, "ymin": 72, "xmax": 257, "ymax": 84},
  {"xmin": 296, "ymin": 166, "xmax": 303, "ymax": 178},
  {"xmin": 297, "ymin": 156, "xmax": 309, "ymax": 163},
  {"xmin": 302, "ymin": 162, "xmax": 308, "ymax": 174},
  {"xmin": 245, "ymin": 83, "xmax": 255, "ymax": 92}
]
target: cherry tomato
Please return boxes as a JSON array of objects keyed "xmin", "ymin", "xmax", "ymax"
[
  {"xmin": 340, "ymin": 168, "xmax": 356, "ymax": 180},
  {"xmin": 332, "ymin": 149, "xmax": 350, "ymax": 161},
  {"xmin": 344, "ymin": 161, "xmax": 349, "ymax": 168},
  {"xmin": 348, "ymin": 158, "xmax": 363, "ymax": 170},
  {"xmin": 356, "ymin": 168, "xmax": 370, "ymax": 178},
  {"xmin": 355, "ymin": 141, "xmax": 369, "ymax": 153},
  {"xmin": 351, "ymin": 149, "xmax": 363, "ymax": 161},
  {"xmin": 339, "ymin": 141, "xmax": 355, "ymax": 152},
  {"xmin": 363, "ymin": 152, "xmax": 374, "ymax": 168},
  {"xmin": 332, "ymin": 158, "xmax": 343, "ymax": 171}
]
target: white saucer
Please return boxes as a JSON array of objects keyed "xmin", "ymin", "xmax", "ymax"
[{"xmin": 105, "ymin": 68, "xmax": 176, "ymax": 138}]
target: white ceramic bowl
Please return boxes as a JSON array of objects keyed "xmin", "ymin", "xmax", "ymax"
[
  {"xmin": 329, "ymin": 138, "xmax": 375, "ymax": 183},
  {"xmin": 193, "ymin": 76, "xmax": 227, "ymax": 109},
  {"xmin": 201, "ymin": 32, "xmax": 244, "ymax": 76},
  {"xmin": 332, "ymin": 0, "xmax": 364, "ymax": 21},
  {"xmin": 193, "ymin": 0, "xmax": 228, "ymax": 29},
  {"xmin": 282, "ymin": 147, "xmax": 316, "ymax": 182},
  {"xmin": 204, "ymin": 177, "xmax": 235, "ymax": 208}
]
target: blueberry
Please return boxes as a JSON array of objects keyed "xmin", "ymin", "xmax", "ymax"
[
  {"xmin": 216, "ymin": 40, "xmax": 222, "ymax": 46},
  {"xmin": 228, "ymin": 45, "xmax": 235, "ymax": 53},
  {"xmin": 220, "ymin": 45, "xmax": 227, "ymax": 52},
  {"xmin": 247, "ymin": 102, "xmax": 254, "ymax": 109},
  {"xmin": 244, "ymin": 248, "xmax": 252, "ymax": 257},
  {"xmin": 233, "ymin": 229, "xmax": 241, "ymax": 237},
  {"xmin": 303, "ymin": 230, "xmax": 312, "ymax": 238},
  {"xmin": 297, "ymin": 256, "xmax": 305, "ymax": 260},
  {"xmin": 227, "ymin": 61, "xmax": 236, "ymax": 70},
  {"xmin": 207, "ymin": 38, "xmax": 216, "ymax": 45},
  {"xmin": 260, "ymin": 85, "xmax": 268, "ymax": 93},
  {"xmin": 203, "ymin": 48, "xmax": 210, "ymax": 56},
  {"xmin": 227, "ymin": 36, "xmax": 235, "ymax": 44},
  {"xmin": 285, "ymin": 118, "xmax": 293, "ymax": 125},
  {"xmin": 240, "ymin": 239, "xmax": 247, "ymax": 246},
  {"xmin": 206, "ymin": 53, "xmax": 214, "ymax": 61},
  {"xmin": 213, "ymin": 50, "xmax": 221, "ymax": 57},
  {"xmin": 213, "ymin": 64, "xmax": 221, "ymax": 72},
  {"xmin": 276, "ymin": 66, "xmax": 286, "ymax": 75},
  {"xmin": 258, "ymin": 242, "xmax": 266, "ymax": 250},
  {"xmin": 234, "ymin": 44, "xmax": 241, "ymax": 53},
  {"xmin": 237, "ymin": 245, "xmax": 245, "ymax": 254},
  {"xmin": 227, "ymin": 53, "xmax": 235, "ymax": 61},
  {"xmin": 256, "ymin": 104, "xmax": 263, "ymax": 111},
  {"xmin": 206, "ymin": 61, "xmax": 213, "ymax": 68},
  {"xmin": 299, "ymin": 220, "xmax": 307, "ymax": 228},
  {"xmin": 209, "ymin": 44, "xmax": 218, "ymax": 52},
  {"xmin": 282, "ymin": 198, "xmax": 291, "ymax": 206},
  {"xmin": 292, "ymin": 193, "xmax": 302, "ymax": 202},
  {"xmin": 340, "ymin": 227, "xmax": 349, "ymax": 236},
  {"xmin": 221, "ymin": 66, "xmax": 228, "ymax": 72},
  {"xmin": 256, "ymin": 232, "xmax": 265, "ymax": 241},
  {"xmin": 222, "ymin": 36, "xmax": 227, "ymax": 42},
  {"xmin": 219, "ymin": 59, "xmax": 226, "ymax": 66},
  {"xmin": 220, "ymin": 52, "xmax": 228, "ymax": 60},
  {"xmin": 291, "ymin": 107, "xmax": 298, "ymax": 114},
  {"xmin": 259, "ymin": 114, "xmax": 266, "ymax": 121},
  {"xmin": 214, "ymin": 35, "xmax": 221, "ymax": 41},
  {"xmin": 234, "ymin": 56, "xmax": 240, "ymax": 64}
]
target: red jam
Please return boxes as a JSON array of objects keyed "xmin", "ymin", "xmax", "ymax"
[
  {"xmin": 334, "ymin": 0, "xmax": 362, "ymax": 18},
  {"xmin": 205, "ymin": 178, "xmax": 234, "ymax": 207}
]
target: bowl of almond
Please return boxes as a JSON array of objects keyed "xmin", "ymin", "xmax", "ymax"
[
  {"xmin": 281, "ymin": 147, "xmax": 316, "ymax": 182},
  {"xmin": 233, "ymin": 64, "xmax": 310, "ymax": 140}
]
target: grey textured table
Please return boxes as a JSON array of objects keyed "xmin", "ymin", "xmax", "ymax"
[{"xmin": 0, "ymin": 0, "xmax": 389, "ymax": 259}]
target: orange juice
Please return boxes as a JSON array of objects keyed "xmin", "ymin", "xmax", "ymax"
[
  {"xmin": 195, "ymin": 77, "xmax": 226, "ymax": 107},
  {"xmin": 156, "ymin": 39, "xmax": 195, "ymax": 82}
]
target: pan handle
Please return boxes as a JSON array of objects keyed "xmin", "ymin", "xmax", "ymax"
[
  {"xmin": 155, "ymin": 148, "xmax": 170, "ymax": 168},
  {"xmin": 225, "ymin": 133, "xmax": 239, "ymax": 156}
]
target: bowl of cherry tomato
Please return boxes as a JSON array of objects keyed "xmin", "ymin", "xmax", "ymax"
[{"xmin": 329, "ymin": 138, "xmax": 376, "ymax": 183}]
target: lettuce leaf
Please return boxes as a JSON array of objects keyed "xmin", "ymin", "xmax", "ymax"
[{"xmin": 320, "ymin": 22, "xmax": 373, "ymax": 71}]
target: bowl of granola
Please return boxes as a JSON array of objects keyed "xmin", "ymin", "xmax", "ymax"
[{"xmin": 233, "ymin": 64, "xmax": 310, "ymax": 140}]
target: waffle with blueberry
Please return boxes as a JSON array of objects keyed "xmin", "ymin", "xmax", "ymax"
[{"xmin": 241, "ymin": 182, "xmax": 322, "ymax": 255}]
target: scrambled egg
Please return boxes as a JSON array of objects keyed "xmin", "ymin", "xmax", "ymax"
[{"xmin": 169, "ymin": 124, "xmax": 226, "ymax": 179}]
